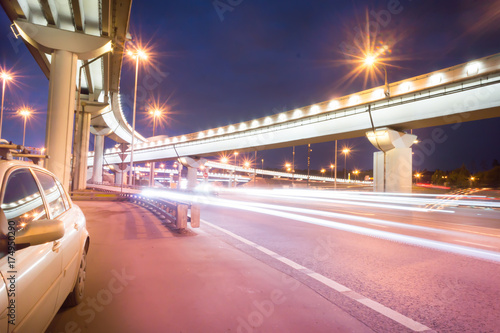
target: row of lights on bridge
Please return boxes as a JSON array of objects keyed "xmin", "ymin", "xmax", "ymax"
[{"xmin": 99, "ymin": 59, "xmax": 485, "ymax": 156}]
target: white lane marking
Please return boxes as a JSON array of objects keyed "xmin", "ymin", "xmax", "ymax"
[
  {"xmin": 454, "ymin": 239, "xmax": 498, "ymax": 249},
  {"xmin": 308, "ymin": 272, "xmax": 350, "ymax": 293},
  {"xmin": 202, "ymin": 219, "xmax": 433, "ymax": 332},
  {"xmin": 357, "ymin": 298, "xmax": 430, "ymax": 332}
]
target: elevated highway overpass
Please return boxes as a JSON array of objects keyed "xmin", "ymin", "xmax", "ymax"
[
  {"xmin": 89, "ymin": 52, "xmax": 500, "ymax": 191},
  {"xmin": 0, "ymin": 0, "xmax": 147, "ymax": 190}
]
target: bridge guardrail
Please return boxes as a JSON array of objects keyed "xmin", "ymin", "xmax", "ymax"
[{"xmin": 85, "ymin": 185, "xmax": 200, "ymax": 230}]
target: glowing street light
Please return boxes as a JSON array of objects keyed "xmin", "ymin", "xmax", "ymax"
[
  {"xmin": 18, "ymin": 108, "xmax": 31, "ymax": 146},
  {"xmin": 234, "ymin": 151, "xmax": 239, "ymax": 166},
  {"xmin": 330, "ymin": 163, "xmax": 334, "ymax": 178},
  {"xmin": 364, "ymin": 52, "xmax": 390, "ymax": 97},
  {"xmin": 149, "ymin": 108, "xmax": 163, "ymax": 137},
  {"xmin": 342, "ymin": 148, "xmax": 350, "ymax": 180},
  {"xmin": 160, "ymin": 163, "xmax": 165, "ymax": 178},
  {"xmin": 470, "ymin": 176, "xmax": 476, "ymax": 188},
  {"xmin": 0, "ymin": 71, "xmax": 12, "ymax": 138},
  {"xmin": 353, "ymin": 169, "xmax": 360, "ymax": 181},
  {"xmin": 321, "ymin": 168, "xmax": 326, "ymax": 176},
  {"xmin": 232, "ymin": 152, "xmax": 239, "ymax": 187},
  {"xmin": 414, "ymin": 172, "xmax": 421, "ymax": 184},
  {"xmin": 148, "ymin": 107, "xmax": 163, "ymax": 187},
  {"xmin": 221, "ymin": 156, "xmax": 228, "ymax": 164},
  {"xmin": 127, "ymin": 46, "xmax": 149, "ymax": 186}
]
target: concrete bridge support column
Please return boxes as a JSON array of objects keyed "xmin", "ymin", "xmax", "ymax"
[
  {"xmin": 13, "ymin": 21, "xmax": 112, "ymax": 190},
  {"xmin": 45, "ymin": 49, "xmax": 78, "ymax": 189},
  {"xmin": 91, "ymin": 135, "xmax": 105, "ymax": 184},
  {"xmin": 73, "ymin": 105, "xmax": 91, "ymax": 190},
  {"xmin": 73, "ymin": 103, "xmax": 109, "ymax": 190},
  {"xmin": 178, "ymin": 156, "xmax": 206, "ymax": 191},
  {"xmin": 187, "ymin": 167, "xmax": 198, "ymax": 191},
  {"xmin": 177, "ymin": 162, "xmax": 184, "ymax": 189},
  {"xmin": 366, "ymin": 128, "xmax": 417, "ymax": 193},
  {"xmin": 373, "ymin": 148, "xmax": 413, "ymax": 192},
  {"xmin": 115, "ymin": 169, "xmax": 127, "ymax": 186},
  {"xmin": 149, "ymin": 162, "xmax": 155, "ymax": 187}
]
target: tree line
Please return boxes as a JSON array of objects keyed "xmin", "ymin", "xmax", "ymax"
[{"xmin": 431, "ymin": 160, "xmax": 500, "ymax": 188}]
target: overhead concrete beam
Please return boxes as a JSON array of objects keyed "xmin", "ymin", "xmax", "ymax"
[{"xmin": 14, "ymin": 20, "xmax": 112, "ymax": 60}]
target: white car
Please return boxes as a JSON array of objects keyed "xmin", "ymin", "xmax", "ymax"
[{"xmin": 0, "ymin": 144, "xmax": 89, "ymax": 332}]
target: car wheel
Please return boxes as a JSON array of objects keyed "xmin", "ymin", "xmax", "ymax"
[{"xmin": 64, "ymin": 247, "xmax": 87, "ymax": 307}]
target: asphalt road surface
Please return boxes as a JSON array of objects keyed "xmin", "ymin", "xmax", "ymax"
[
  {"xmin": 196, "ymin": 189, "xmax": 500, "ymax": 332},
  {"xmin": 47, "ymin": 188, "xmax": 500, "ymax": 332}
]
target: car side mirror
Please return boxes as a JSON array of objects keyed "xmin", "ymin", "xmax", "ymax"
[
  {"xmin": 0, "ymin": 208, "xmax": 65, "ymax": 250},
  {"xmin": 15, "ymin": 219, "xmax": 65, "ymax": 249}
]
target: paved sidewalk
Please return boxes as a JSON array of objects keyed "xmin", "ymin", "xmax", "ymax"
[{"xmin": 47, "ymin": 201, "xmax": 372, "ymax": 333}]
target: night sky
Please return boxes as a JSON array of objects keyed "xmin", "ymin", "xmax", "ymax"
[{"xmin": 0, "ymin": 0, "xmax": 499, "ymax": 173}]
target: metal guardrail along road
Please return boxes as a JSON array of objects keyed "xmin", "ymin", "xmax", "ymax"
[{"xmin": 79, "ymin": 186, "xmax": 200, "ymax": 230}]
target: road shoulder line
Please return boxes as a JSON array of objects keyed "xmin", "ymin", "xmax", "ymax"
[{"xmin": 202, "ymin": 218, "xmax": 434, "ymax": 332}]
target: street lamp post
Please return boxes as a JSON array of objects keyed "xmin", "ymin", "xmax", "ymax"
[
  {"xmin": 414, "ymin": 173, "xmax": 421, "ymax": 184},
  {"xmin": 364, "ymin": 54, "xmax": 390, "ymax": 98},
  {"xmin": 383, "ymin": 64, "xmax": 389, "ymax": 97},
  {"xmin": 149, "ymin": 108, "xmax": 162, "ymax": 137},
  {"xmin": 342, "ymin": 148, "xmax": 350, "ymax": 181},
  {"xmin": 127, "ymin": 48, "xmax": 148, "ymax": 186},
  {"xmin": 254, "ymin": 151, "xmax": 257, "ymax": 187},
  {"xmin": 221, "ymin": 156, "xmax": 229, "ymax": 187},
  {"xmin": 148, "ymin": 108, "xmax": 162, "ymax": 187},
  {"xmin": 19, "ymin": 108, "xmax": 30, "ymax": 146},
  {"xmin": 233, "ymin": 151, "xmax": 238, "ymax": 187},
  {"xmin": 307, "ymin": 144, "xmax": 311, "ymax": 187},
  {"xmin": 334, "ymin": 140, "xmax": 338, "ymax": 189},
  {"xmin": 0, "ymin": 72, "xmax": 12, "ymax": 139}
]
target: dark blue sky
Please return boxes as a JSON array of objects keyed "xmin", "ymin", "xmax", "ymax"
[{"xmin": 0, "ymin": 0, "xmax": 499, "ymax": 173}]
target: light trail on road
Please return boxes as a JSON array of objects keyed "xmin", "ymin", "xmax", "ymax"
[
  {"xmin": 141, "ymin": 188, "xmax": 500, "ymax": 263},
  {"xmin": 232, "ymin": 189, "xmax": 457, "ymax": 213},
  {"xmin": 231, "ymin": 188, "xmax": 500, "ymax": 209}
]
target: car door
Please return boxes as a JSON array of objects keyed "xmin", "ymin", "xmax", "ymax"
[
  {"xmin": 33, "ymin": 170, "xmax": 83, "ymax": 308},
  {"xmin": 0, "ymin": 167, "xmax": 62, "ymax": 333}
]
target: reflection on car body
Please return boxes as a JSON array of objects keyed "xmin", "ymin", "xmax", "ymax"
[{"xmin": 0, "ymin": 144, "xmax": 89, "ymax": 332}]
